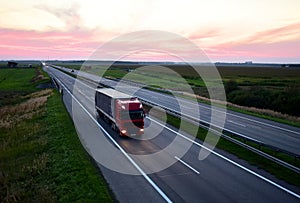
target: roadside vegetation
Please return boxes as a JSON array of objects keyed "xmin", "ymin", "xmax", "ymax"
[
  {"xmin": 51, "ymin": 61, "xmax": 300, "ymax": 126},
  {"xmin": 0, "ymin": 67, "xmax": 113, "ymax": 202},
  {"xmin": 144, "ymin": 104, "xmax": 300, "ymax": 187},
  {"xmin": 50, "ymin": 61, "xmax": 300, "ymax": 186}
]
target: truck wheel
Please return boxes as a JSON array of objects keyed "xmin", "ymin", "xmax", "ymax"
[
  {"xmin": 111, "ymin": 123, "xmax": 116, "ymax": 131},
  {"xmin": 98, "ymin": 110, "xmax": 104, "ymax": 119},
  {"xmin": 115, "ymin": 126, "xmax": 121, "ymax": 136}
]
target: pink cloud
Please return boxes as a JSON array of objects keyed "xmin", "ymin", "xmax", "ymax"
[
  {"xmin": 204, "ymin": 40, "xmax": 300, "ymax": 63},
  {"xmin": 187, "ymin": 29, "xmax": 221, "ymax": 40},
  {"xmin": 244, "ymin": 22, "xmax": 300, "ymax": 44},
  {"xmin": 205, "ymin": 23, "xmax": 300, "ymax": 62},
  {"xmin": 0, "ymin": 28, "xmax": 101, "ymax": 59},
  {"xmin": 1, "ymin": 22, "xmax": 300, "ymax": 63}
]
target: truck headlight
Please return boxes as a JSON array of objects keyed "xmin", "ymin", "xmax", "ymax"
[
  {"xmin": 121, "ymin": 129, "xmax": 127, "ymax": 134},
  {"xmin": 140, "ymin": 128, "xmax": 144, "ymax": 132}
]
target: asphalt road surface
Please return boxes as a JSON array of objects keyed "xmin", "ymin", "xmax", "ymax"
[
  {"xmin": 54, "ymin": 65, "xmax": 300, "ymax": 156},
  {"xmin": 45, "ymin": 66, "xmax": 300, "ymax": 202}
]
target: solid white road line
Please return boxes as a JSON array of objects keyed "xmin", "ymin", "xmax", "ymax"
[
  {"xmin": 174, "ymin": 156, "xmax": 200, "ymax": 175},
  {"xmin": 149, "ymin": 117, "xmax": 300, "ymax": 199},
  {"xmin": 50, "ymin": 66, "xmax": 300, "ymax": 199},
  {"xmin": 49, "ymin": 71, "xmax": 173, "ymax": 203},
  {"xmin": 144, "ymin": 88, "xmax": 300, "ymax": 135},
  {"xmin": 52, "ymin": 64, "xmax": 300, "ymax": 135},
  {"xmin": 228, "ymin": 120, "xmax": 247, "ymax": 128},
  {"xmin": 141, "ymin": 96, "xmax": 260, "ymax": 142},
  {"xmin": 49, "ymin": 67, "xmax": 284, "ymax": 148}
]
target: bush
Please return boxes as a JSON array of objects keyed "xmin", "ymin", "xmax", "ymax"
[
  {"xmin": 226, "ymin": 85, "xmax": 300, "ymax": 116},
  {"xmin": 225, "ymin": 80, "xmax": 239, "ymax": 94}
]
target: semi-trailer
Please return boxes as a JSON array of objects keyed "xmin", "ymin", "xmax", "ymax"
[{"xmin": 95, "ymin": 88, "xmax": 145, "ymax": 136}]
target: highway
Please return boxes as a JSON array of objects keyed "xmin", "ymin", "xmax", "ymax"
[
  {"xmin": 54, "ymin": 65, "xmax": 300, "ymax": 156},
  {"xmin": 45, "ymin": 65, "xmax": 300, "ymax": 202}
]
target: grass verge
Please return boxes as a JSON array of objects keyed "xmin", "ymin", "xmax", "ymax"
[
  {"xmin": 51, "ymin": 64, "xmax": 300, "ymax": 184},
  {"xmin": 0, "ymin": 68, "xmax": 114, "ymax": 202},
  {"xmin": 44, "ymin": 90, "xmax": 114, "ymax": 202},
  {"xmin": 145, "ymin": 104, "xmax": 300, "ymax": 187},
  {"xmin": 53, "ymin": 63, "xmax": 300, "ymax": 128},
  {"xmin": 180, "ymin": 92, "xmax": 300, "ymax": 128}
]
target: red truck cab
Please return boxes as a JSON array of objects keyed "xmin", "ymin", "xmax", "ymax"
[
  {"xmin": 115, "ymin": 98, "xmax": 145, "ymax": 136},
  {"xmin": 95, "ymin": 88, "xmax": 145, "ymax": 137}
]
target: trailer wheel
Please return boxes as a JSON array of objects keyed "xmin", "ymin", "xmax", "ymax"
[
  {"xmin": 95, "ymin": 109, "xmax": 100, "ymax": 121},
  {"xmin": 103, "ymin": 115, "xmax": 109, "ymax": 123},
  {"xmin": 97, "ymin": 110, "xmax": 104, "ymax": 119},
  {"xmin": 116, "ymin": 128, "xmax": 120, "ymax": 136}
]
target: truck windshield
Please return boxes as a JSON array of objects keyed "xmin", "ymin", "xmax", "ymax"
[{"xmin": 120, "ymin": 110, "xmax": 144, "ymax": 120}]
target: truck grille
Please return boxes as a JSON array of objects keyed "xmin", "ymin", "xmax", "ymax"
[{"xmin": 124, "ymin": 122, "xmax": 143, "ymax": 135}]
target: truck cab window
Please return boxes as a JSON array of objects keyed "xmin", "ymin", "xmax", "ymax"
[{"xmin": 120, "ymin": 110, "xmax": 144, "ymax": 120}]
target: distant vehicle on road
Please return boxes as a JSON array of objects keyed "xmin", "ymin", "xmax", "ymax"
[{"xmin": 95, "ymin": 88, "xmax": 145, "ymax": 136}]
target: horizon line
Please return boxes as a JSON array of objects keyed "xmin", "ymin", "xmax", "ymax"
[{"xmin": 2, "ymin": 59, "xmax": 300, "ymax": 65}]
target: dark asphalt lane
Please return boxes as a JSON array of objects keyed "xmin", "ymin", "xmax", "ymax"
[
  {"xmin": 45, "ymin": 66, "xmax": 300, "ymax": 202},
  {"xmin": 121, "ymin": 85, "xmax": 300, "ymax": 155},
  {"xmin": 48, "ymin": 68, "xmax": 168, "ymax": 202},
  {"xmin": 52, "ymin": 65, "xmax": 300, "ymax": 156}
]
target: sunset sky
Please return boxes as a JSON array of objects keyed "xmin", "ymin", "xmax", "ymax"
[{"xmin": 0, "ymin": 0, "xmax": 299, "ymax": 63}]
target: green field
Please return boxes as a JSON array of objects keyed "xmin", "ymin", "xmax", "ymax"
[
  {"xmin": 145, "ymin": 104, "xmax": 300, "ymax": 187},
  {"xmin": 51, "ymin": 61, "xmax": 300, "ymax": 121},
  {"xmin": 0, "ymin": 68, "xmax": 51, "ymax": 108},
  {"xmin": 49, "ymin": 61, "xmax": 300, "ymax": 188},
  {"xmin": 0, "ymin": 68, "xmax": 40, "ymax": 91},
  {"xmin": 0, "ymin": 68, "xmax": 113, "ymax": 202}
]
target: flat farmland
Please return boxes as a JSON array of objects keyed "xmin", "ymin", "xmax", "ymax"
[{"xmin": 51, "ymin": 61, "xmax": 300, "ymax": 119}]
